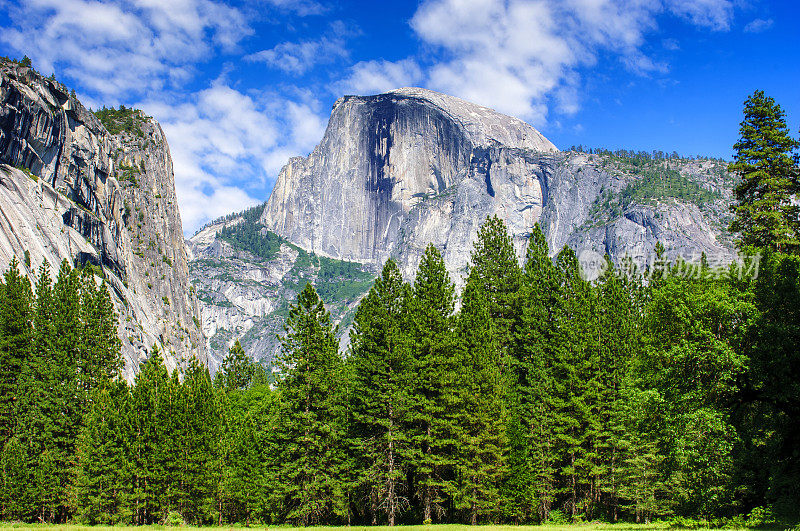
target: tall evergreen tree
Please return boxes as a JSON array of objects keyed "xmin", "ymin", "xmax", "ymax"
[
  {"xmin": 450, "ymin": 271, "xmax": 506, "ymax": 524},
  {"xmin": 129, "ymin": 347, "xmax": 170, "ymax": 524},
  {"xmin": 181, "ymin": 359, "xmax": 222, "ymax": 523},
  {"xmin": 74, "ymin": 381, "xmax": 133, "ymax": 524},
  {"xmin": 587, "ymin": 258, "xmax": 639, "ymax": 520},
  {"xmin": 468, "ymin": 215, "xmax": 522, "ymax": 350},
  {"xmin": 407, "ymin": 244, "xmax": 456, "ymax": 523},
  {"xmin": 505, "ymin": 223, "xmax": 559, "ymax": 522},
  {"xmin": 14, "ymin": 260, "xmax": 85, "ymax": 521},
  {"xmin": 274, "ymin": 283, "xmax": 347, "ymax": 525},
  {"xmin": 348, "ymin": 259, "xmax": 413, "ymax": 526},
  {"xmin": 550, "ymin": 246, "xmax": 595, "ymax": 520},
  {"xmin": 156, "ymin": 368, "xmax": 187, "ymax": 520},
  {"xmin": 0, "ymin": 258, "xmax": 32, "ymax": 446},
  {"xmin": 729, "ymin": 90, "xmax": 800, "ymax": 252},
  {"xmin": 78, "ymin": 269, "xmax": 122, "ymax": 391}
]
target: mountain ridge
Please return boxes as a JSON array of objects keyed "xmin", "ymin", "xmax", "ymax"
[{"xmin": 0, "ymin": 58, "xmax": 206, "ymax": 379}]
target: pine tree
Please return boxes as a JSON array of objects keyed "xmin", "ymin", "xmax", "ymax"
[
  {"xmin": 468, "ymin": 215, "xmax": 522, "ymax": 351},
  {"xmin": 181, "ymin": 359, "xmax": 221, "ymax": 523},
  {"xmin": 587, "ymin": 258, "xmax": 639, "ymax": 520},
  {"xmin": 407, "ymin": 244, "xmax": 456, "ymax": 523},
  {"xmin": 14, "ymin": 261, "xmax": 75, "ymax": 522},
  {"xmin": 614, "ymin": 387, "xmax": 671, "ymax": 523},
  {"xmin": 157, "ymin": 368, "xmax": 187, "ymax": 520},
  {"xmin": 0, "ymin": 257, "xmax": 33, "ymax": 446},
  {"xmin": 348, "ymin": 259, "xmax": 413, "ymax": 526},
  {"xmin": 729, "ymin": 90, "xmax": 800, "ymax": 252},
  {"xmin": 129, "ymin": 347, "xmax": 169, "ymax": 524},
  {"xmin": 506, "ymin": 223, "xmax": 559, "ymax": 522},
  {"xmin": 550, "ymin": 246, "xmax": 595, "ymax": 520},
  {"xmin": 49, "ymin": 260, "xmax": 84, "ymax": 519},
  {"xmin": 215, "ymin": 340, "xmax": 255, "ymax": 390},
  {"xmin": 78, "ymin": 269, "xmax": 122, "ymax": 392},
  {"xmin": 450, "ymin": 271, "xmax": 506, "ymax": 524},
  {"xmin": 274, "ymin": 283, "xmax": 347, "ymax": 525},
  {"xmin": 74, "ymin": 381, "xmax": 133, "ymax": 524}
]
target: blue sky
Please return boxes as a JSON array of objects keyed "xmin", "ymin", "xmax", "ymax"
[{"xmin": 2, "ymin": 0, "xmax": 798, "ymax": 234}]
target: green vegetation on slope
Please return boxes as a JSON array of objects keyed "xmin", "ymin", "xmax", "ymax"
[
  {"xmin": 218, "ymin": 221, "xmax": 286, "ymax": 261},
  {"xmin": 214, "ymin": 207, "xmax": 374, "ymax": 304},
  {"xmin": 93, "ymin": 105, "xmax": 147, "ymax": 137},
  {"xmin": 581, "ymin": 152, "xmax": 725, "ymax": 228},
  {"xmin": 620, "ymin": 165, "xmax": 719, "ymax": 207}
]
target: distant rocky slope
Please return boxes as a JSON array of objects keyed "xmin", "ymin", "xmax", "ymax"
[
  {"xmin": 0, "ymin": 59, "xmax": 206, "ymax": 379},
  {"xmin": 187, "ymin": 205, "xmax": 375, "ymax": 369},
  {"xmin": 190, "ymin": 87, "xmax": 736, "ymax": 366}
]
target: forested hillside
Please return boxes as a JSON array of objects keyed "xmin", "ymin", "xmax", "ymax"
[
  {"xmin": 2, "ymin": 216, "xmax": 796, "ymax": 526},
  {"xmin": 0, "ymin": 83, "xmax": 797, "ymax": 527}
]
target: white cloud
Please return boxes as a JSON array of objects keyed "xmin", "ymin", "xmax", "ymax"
[
  {"xmin": 141, "ymin": 81, "xmax": 326, "ymax": 233},
  {"xmin": 404, "ymin": 0, "xmax": 735, "ymax": 123},
  {"xmin": 1, "ymin": 0, "xmax": 252, "ymax": 100},
  {"xmin": 244, "ymin": 30, "xmax": 348, "ymax": 75},
  {"xmin": 665, "ymin": 0, "xmax": 734, "ymax": 31},
  {"xmin": 743, "ymin": 18, "xmax": 774, "ymax": 33},
  {"xmin": 336, "ymin": 58, "xmax": 424, "ymax": 96},
  {"xmin": 259, "ymin": 0, "xmax": 327, "ymax": 16}
]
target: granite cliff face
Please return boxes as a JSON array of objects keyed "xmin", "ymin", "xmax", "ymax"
[
  {"xmin": 0, "ymin": 59, "xmax": 206, "ymax": 379},
  {"xmin": 191, "ymin": 87, "xmax": 735, "ymax": 365},
  {"xmin": 262, "ymin": 87, "xmax": 734, "ymax": 283},
  {"xmin": 262, "ymin": 88, "xmax": 558, "ymax": 267}
]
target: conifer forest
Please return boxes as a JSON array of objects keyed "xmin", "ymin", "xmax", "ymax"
[{"xmin": 0, "ymin": 94, "xmax": 799, "ymax": 527}]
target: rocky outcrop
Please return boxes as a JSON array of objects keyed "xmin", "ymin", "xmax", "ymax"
[
  {"xmin": 0, "ymin": 59, "xmax": 206, "ymax": 379},
  {"xmin": 187, "ymin": 212, "xmax": 374, "ymax": 368},
  {"xmin": 261, "ymin": 87, "xmax": 735, "ymax": 285}
]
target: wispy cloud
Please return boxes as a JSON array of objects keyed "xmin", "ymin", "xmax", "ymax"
[
  {"xmin": 743, "ymin": 18, "xmax": 773, "ymax": 33},
  {"xmin": 665, "ymin": 0, "xmax": 734, "ymax": 30},
  {"xmin": 335, "ymin": 58, "xmax": 424, "ymax": 96},
  {"xmin": 259, "ymin": 0, "xmax": 328, "ymax": 16},
  {"xmin": 245, "ymin": 21, "xmax": 353, "ymax": 75}
]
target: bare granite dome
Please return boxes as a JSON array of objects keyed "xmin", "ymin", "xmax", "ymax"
[{"xmin": 384, "ymin": 87, "xmax": 558, "ymax": 153}]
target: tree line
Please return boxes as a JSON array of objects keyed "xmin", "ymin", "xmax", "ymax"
[{"xmin": 0, "ymin": 90, "xmax": 796, "ymax": 526}]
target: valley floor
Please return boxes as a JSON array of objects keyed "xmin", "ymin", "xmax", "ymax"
[{"xmin": 0, "ymin": 524, "xmax": 767, "ymax": 531}]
